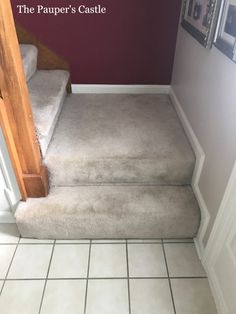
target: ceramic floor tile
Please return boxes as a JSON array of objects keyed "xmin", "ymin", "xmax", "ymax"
[
  {"xmin": 163, "ymin": 239, "xmax": 194, "ymax": 243},
  {"xmin": 89, "ymin": 244, "xmax": 127, "ymax": 278},
  {"xmin": 48, "ymin": 244, "xmax": 89, "ymax": 278},
  {"xmin": 128, "ymin": 244, "xmax": 167, "ymax": 277},
  {"xmin": 41, "ymin": 280, "xmax": 86, "ymax": 314},
  {"xmin": 164, "ymin": 243, "xmax": 206, "ymax": 277},
  {"xmin": 56, "ymin": 240, "xmax": 90, "ymax": 244},
  {"xmin": 0, "ymin": 224, "xmax": 19, "ymax": 244},
  {"xmin": 127, "ymin": 239, "xmax": 162, "ymax": 243},
  {"xmin": 0, "ymin": 245, "xmax": 16, "ymax": 279},
  {"xmin": 86, "ymin": 279, "xmax": 129, "ymax": 314},
  {"xmin": 92, "ymin": 239, "xmax": 126, "ymax": 244},
  {"xmin": 20, "ymin": 238, "xmax": 54, "ymax": 244},
  {"xmin": 130, "ymin": 279, "xmax": 174, "ymax": 314},
  {"xmin": 8, "ymin": 244, "xmax": 53, "ymax": 279},
  {"xmin": 171, "ymin": 278, "xmax": 217, "ymax": 314},
  {"xmin": 0, "ymin": 280, "xmax": 44, "ymax": 314},
  {"xmin": 0, "ymin": 280, "xmax": 4, "ymax": 291}
]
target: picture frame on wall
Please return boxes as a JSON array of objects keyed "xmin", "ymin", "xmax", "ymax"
[
  {"xmin": 214, "ymin": 0, "xmax": 236, "ymax": 62},
  {"xmin": 181, "ymin": 0, "xmax": 222, "ymax": 48}
]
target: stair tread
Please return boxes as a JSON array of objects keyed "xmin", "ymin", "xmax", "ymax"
[
  {"xmin": 28, "ymin": 70, "xmax": 69, "ymax": 153},
  {"xmin": 45, "ymin": 94, "xmax": 195, "ymax": 185},
  {"xmin": 20, "ymin": 44, "xmax": 38, "ymax": 82},
  {"xmin": 15, "ymin": 185, "xmax": 200, "ymax": 239}
]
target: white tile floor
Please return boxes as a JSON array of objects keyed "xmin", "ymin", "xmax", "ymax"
[{"xmin": 0, "ymin": 224, "xmax": 218, "ymax": 314}]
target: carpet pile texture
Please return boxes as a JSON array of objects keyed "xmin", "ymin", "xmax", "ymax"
[
  {"xmin": 16, "ymin": 186, "xmax": 200, "ymax": 239},
  {"xmin": 16, "ymin": 44, "xmax": 200, "ymax": 239},
  {"xmin": 45, "ymin": 94, "xmax": 195, "ymax": 186}
]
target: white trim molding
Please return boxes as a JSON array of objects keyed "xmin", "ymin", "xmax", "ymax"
[
  {"xmin": 169, "ymin": 88, "xmax": 209, "ymax": 257},
  {"xmin": 72, "ymin": 84, "xmax": 170, "ymax": 94},
  {"xmin": 202, "ymin": 161, "xmax": 236, "ymax": 314}
]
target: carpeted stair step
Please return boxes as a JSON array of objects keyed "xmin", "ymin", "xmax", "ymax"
[
  {"xmin": 15, "ymin": 185, "xmax": 200, "ymax": 239},
  {"xmin": 45, "ymin": 94, "xmax": 195, "ymax": 186},
  {"xmin": 28, "ymin": 70, "xmax": 70, "ymax": 156},
  {"xmin": 20, "ymin": 44, "xmax": 38, "ymax": 82}
]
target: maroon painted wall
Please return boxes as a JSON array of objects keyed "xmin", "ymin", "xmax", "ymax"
[{"xmin": 11, "ymin": 0, "xmax": 182, "ymax": 84}]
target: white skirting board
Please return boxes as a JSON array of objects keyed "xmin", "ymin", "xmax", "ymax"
[
  {"xmin": 169, "ymin": 88, "xmax": 209, "ymax": 258},
  {"xmin": 72, "ymin": 84, "xmax": 170, "ymax": 94}
]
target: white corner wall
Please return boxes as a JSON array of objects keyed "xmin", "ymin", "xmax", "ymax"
[
  {"xmin": 171, "ymin": 26, "xmax": 236, "ymax": 248},
  {"xmin": 0, "ymin": 128, "xmax": 21, "ymax": 222}
]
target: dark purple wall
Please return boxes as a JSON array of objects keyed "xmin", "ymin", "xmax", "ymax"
[{"xmin": 11, "ymin": 0, "xmax": 181, "ymax": 84}]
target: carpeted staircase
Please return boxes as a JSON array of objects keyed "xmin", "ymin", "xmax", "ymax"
[{"xmin": 15, "ymin": 44, "xmax": 200, "ymax": 239}]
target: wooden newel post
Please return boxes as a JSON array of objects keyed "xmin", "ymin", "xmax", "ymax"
[{"xmin": 0, "ymin": 0, "xmax": 49, "ymax": 198}]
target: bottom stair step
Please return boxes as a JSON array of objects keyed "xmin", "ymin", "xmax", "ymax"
[{"xmin": 15, "ymin": 186, "xmax": 200, "ymax": 239}]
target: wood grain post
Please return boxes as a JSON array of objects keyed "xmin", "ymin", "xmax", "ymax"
[{"xmin": 0, "ymin": 0, "xmax": 49, "ymax": 198}]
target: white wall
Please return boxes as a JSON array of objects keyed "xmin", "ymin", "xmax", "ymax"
[
  {"xmin": 0, "ymin": 128, "xmax": 21, "ymax": 222},
  {"xmin": 171, "ymin": 26, "xmax": 236, "ymax": 247}
]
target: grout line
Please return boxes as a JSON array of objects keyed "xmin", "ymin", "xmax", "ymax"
[
  {"xmin": 2, "ymin": 276, "xmax": 207, "ymax": 281},
  {"xmin": 0, "ymin": 242, "xmax": 21, "ymax": 245},
  {"xmin": 0, "ymin": 239, "xmax": 194, "ymax": 245},
  {"xmin": 38, "ymin": 240, "xmax": 56, "ymax": 314},
  {"xmin": 21, "ymin": 242, "xmax": 89, "ymax": 245},
  {"xmin": 162, "ymin": 240, "xmax": 177, "ymax": 314},
  {"xmin": 0, "ymin": 237, "xmax": 20, "ymax": 296},
  {"xmin": 126, "ymin": 240, "xmax": 132, "ymax": 314},
  {"xmin": 83, "ymin": 240, "xmax": 92, "ymax": 314}
]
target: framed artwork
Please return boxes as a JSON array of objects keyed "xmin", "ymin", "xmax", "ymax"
[
  {"xmin": 214, "ymin": 0, "xmax": 236, "ymax": 61},
  {"xmin": 182, "ymin": 0, "xmax": 222, "ymax": 48}
]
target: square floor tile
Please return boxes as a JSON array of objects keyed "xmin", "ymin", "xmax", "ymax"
[
  {"xmin": 92, "ymin": 239, "xmax": 126, "ymax": 243},
  {"xmin": 128, "ymin": 244, "xmax": 167, "ymax": 277},
  {"xmin": 128, "ymin": 239, "xmax": 162, "ymax": 243},
  {"xmin": 164, "ymin": 243, "xmax": 206, "ymax": 277},
  {"xmin": 163, "ymin": 239, "xmax": 193, "ymax": 243},
  {"xmin": 86, "ymin": 279, "xmax": 129, "ymax": 314},
  {"xmin": 20, "ymin": 238, "xmax": 54, "ymax": 244},
  {"xmin": 0, "ymin": 224, "xmax": 19, "ymax": 244},
  {"xmin": 48, "ymin": 244, "xmax": 89, "ymax": 278},
  {"xmin": 0, "ymin": 245, "xmax": 16, "ymax": 279},
  {"xmin": 89, "ymin": 244, "xmax": 127, "ymax": 278},
  {"xmin": 171, "ymin": 279, "xmax": 217, "ymax": 314},
  {"xmin": 0, "ymin": 280, "xmax": 44, "ymax": 314},
  {"xmin": 130, "ymin": 279, "xmax": 174, "ymax": 314},
  {"xmin": 41, "ymin": 280, "xmax": 86, "ymax": 314},
  {"xmin": 8, "ymin": 245, "xmax": 53, "ymax": 279},
  {"xmin": 56, "ymin": 240, "xmax": 90, "ymax": 244}
]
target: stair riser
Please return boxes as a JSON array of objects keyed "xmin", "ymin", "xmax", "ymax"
[
  {"xmin": 20, "ymin": 45, "xmax": 38, "ymax": 82},
  {"xmin": 47, "ymin": 159, "xmax": 194, "ymax": 186},
  {"xmin": 17, "ymin": 220, "xmax": 199, "ymax": 239},
  {"xmin": 16, "ymin": 186, "xmax": 200, "ymax": 239}
]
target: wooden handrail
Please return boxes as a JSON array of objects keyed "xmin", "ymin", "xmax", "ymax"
[{"xmin": 0, "ymin": 0, "xmax": 49, "ymax": 198}]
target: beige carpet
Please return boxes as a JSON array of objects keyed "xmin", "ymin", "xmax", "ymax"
[
  {"xmin": 45, "ymin": 94, "xmax": 195, "ymax": 186},
  {"xmin": 16, "ymin": 53, "xmax": 200, "ymax": 240},
  {"xmin": 16, "ymin": 185, "xmax": 200, "ymax": 239}
]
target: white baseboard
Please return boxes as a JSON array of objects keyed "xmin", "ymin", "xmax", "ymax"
[
  {"xmin": 169, "ymin": 88, "xmax": 209, "ymax": 258},
  {"xmin": 72, "ymin": 84, "xmax": 170, "ymax": 94},
  {"xmin": 0, "ymin": 211, "xmax": 15, "ymax": 223}
]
